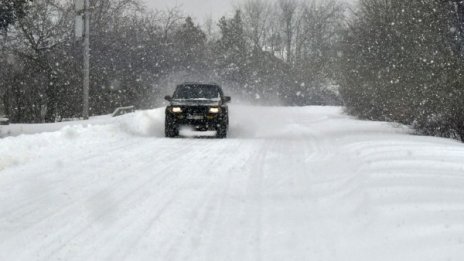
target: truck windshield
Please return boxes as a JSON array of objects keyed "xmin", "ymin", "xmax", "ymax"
[{"xmin": 173, "ymin": 85, "xmax": 221, "ymax": 100}]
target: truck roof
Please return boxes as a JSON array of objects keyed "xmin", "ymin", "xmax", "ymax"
[{"xmin": 178, "ymin": 82, "xmax": 220, "ymax": 87}]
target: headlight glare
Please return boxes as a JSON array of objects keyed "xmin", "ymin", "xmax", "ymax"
[
  {"xmin": 171, "ymin": 107, "xmax": 182, "ymax": 113},
  {"xmin": 209, "ymin": 107, "xmax": 220, "ymax": 113}
]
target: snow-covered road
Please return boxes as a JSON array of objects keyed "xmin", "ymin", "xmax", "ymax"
[{"xmin": 1, "ymin": 106, "xmax": 464, "ymax": 261}]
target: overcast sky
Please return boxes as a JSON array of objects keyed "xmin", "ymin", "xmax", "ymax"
[{"xmin": 144, "ymin": 0, "xmax": 357, "ymax": 23}]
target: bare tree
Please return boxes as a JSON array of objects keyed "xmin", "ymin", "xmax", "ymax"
[
  {"xmin": 158, "ymin": 6, "xmax": 184, "ymax": 40},
  {"xmin": 9, "ymin": 0, "xmax": 74, "ymax": 122},
  {"xmin": 202, "ymin": 15, "xmax": 219, "ymax": 42},
  {"xmin": 90, "ymin": 0, "xmax": 142, "ymax": 32},
  {"xmin": 294, "ymin": 0, "xmax": 345, "ymax": 76},
  {"xmin": 241, "ymin": 0, "xmax": 272, "ymax": 50},
  {"xmin": 277, "ymin": 0, "xmax": 298, "ymax": 63}
]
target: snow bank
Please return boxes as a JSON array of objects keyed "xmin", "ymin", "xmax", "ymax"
[
  {"xmin": 0, "ymin": 108, "xmax": 165, "ymax": 139},
  {"xmin": 116, "ymin": 109, "xmax": 164, "ymax": 137},
  {"xmin": 0, "ymin": 108, "xmax": 165, "ymax": 171}
]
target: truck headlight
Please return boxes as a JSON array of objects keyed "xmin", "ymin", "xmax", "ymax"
[
  {"xmin": 209, "ymin": 107, "xmax": 220, "ymax": 113},
  {"xmin": 171, "ymin": 107, "xmax": 182, "ymax": 113}
]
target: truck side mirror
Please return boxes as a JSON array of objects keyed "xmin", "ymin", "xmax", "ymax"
[
  {"xmin": 164, "ymin": 95, "xmax": 172, "ymax": 101},
  {"xmin": 223, "ymin": 96, "xmax": 231, "ymax": 103}
]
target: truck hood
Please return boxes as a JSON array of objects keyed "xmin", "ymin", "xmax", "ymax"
[{"xmin": 170, "ymin": 99, "xmax": 221, "ymax": 106}]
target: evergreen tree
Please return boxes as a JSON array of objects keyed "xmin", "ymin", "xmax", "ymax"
[
  {"xmin": 215, "ymin": 11, "xmax": 249, "ymax": 89},
  {"xmin": 0, "ymin": 0, "xmax": 30, "ymax": 32},
  {"xmin": 173, "ymin": 17, "xmax": 207, "ymax": 71}
]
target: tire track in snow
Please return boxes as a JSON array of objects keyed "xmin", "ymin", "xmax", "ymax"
[
  {"xmin": 116, "ymin": 141, "xmax": 250, "ymax": 261},
  {"xmin": 160, "ymin": 140, "xmax": 267, "ymax": 261},
  {"xmin": 45, "ymin": 139, "xmax": 218, "ymax": 261},
  {"xmin": 0, "ymin": 138, "xmax": 163, "ymax": 233},
  {"xmin": 0, "ymin": 139, "xmax": 213, "ymax": 260},
  {"xmin": 64, "ymin": 139, "xmax": 249, "ymax": 261}
]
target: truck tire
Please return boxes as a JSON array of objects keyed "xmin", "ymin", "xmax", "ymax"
[
  {"xmin": 165, "ymin": 118, "xmax": 178, "ymax": 138},
  {"xmin": 216, "ymin": 123, "xmax": 227, "ymax": 139}
]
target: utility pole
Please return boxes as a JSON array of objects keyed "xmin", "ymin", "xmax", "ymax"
[{"xmin": 82, "ymin": 0, "xmax": 90, "ymax": 120}]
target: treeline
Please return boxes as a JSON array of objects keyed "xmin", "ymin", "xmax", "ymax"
[
  {"xmin": 0, "ymin": 0, "xmax": 345, "ymax": 123},
  {"xmin": 338, "ymin": 0, "xmax": 464, "ymax": 141}
]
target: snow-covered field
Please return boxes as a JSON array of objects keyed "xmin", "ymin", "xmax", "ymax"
[{"xmin": 1, "ymin": 105, "xmax": 464, "ymax": 261}]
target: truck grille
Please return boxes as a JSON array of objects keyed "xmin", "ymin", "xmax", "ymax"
[{"xmin": 182, "ymin": 106, "xmax": 209, "ymax": 114}]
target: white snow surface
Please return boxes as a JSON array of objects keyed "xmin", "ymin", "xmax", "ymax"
[{"xmin": 1, "ymin": 105, "xmax": 464, "ymax": 261}]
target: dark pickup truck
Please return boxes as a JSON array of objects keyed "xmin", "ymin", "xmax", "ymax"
[{"xmin": 164, "ymin": 83, "xmax": 231, "ymax": 138}]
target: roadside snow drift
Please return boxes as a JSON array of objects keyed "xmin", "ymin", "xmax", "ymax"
[{"xmin": 1, "ymin": 105, "xmax": 464, "ymax": 261}]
